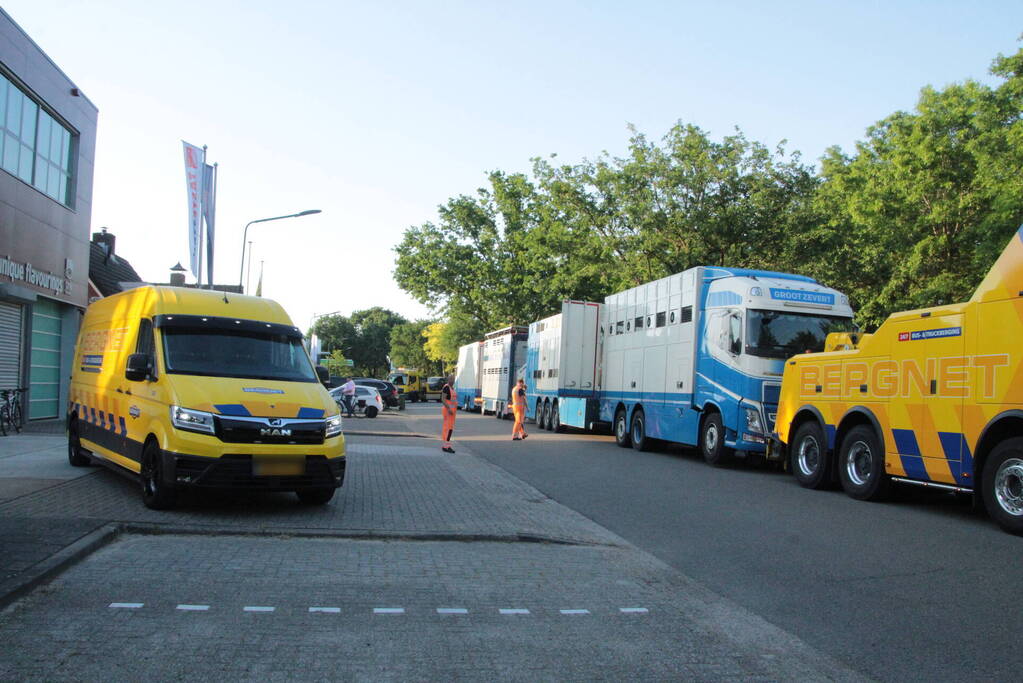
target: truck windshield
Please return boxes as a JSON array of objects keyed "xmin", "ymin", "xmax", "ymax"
[
  {"xmin": 161, "ymin": 328, "xmax": 319, "ymax": 382},
  {"xmin": 389, "ymin": 374, "xmax": 405, "ymax": 385},
  {"xmin": 745, "ymin": 310, "xmax": 854, "ymax": 359}
]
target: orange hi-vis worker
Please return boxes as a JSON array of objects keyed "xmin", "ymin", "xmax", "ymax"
[
  {"xmin": 441, "ymin": 378, "xmax": 457, "ymax": 453},
  {"xmin": 512, "ymin": 378, "xmax": 528, "ymax": 441}
]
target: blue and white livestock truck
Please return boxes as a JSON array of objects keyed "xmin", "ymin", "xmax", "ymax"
[
  {"xmin": 599, "ymin": 266, "xmax": 853, "ymax": 463},
  {"xmin": 480, "ymin": 326, "xmax": 528, "ymax": 416},
  {"xmin": 525, "ymin": 300, "xmax": 603, "ymax": 431},
  {"xmin": 454, "ymin": 340, "xmax": 483, "ymax": 411}
]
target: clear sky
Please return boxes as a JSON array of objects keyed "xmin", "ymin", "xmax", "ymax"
[{"xmin": 7, "ymin": 1, "xmax": 1021, "ymax": 332}]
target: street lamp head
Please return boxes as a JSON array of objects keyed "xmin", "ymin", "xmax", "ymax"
[{"xmin": 298, "ymin": 209, "xmax": 321, "ymax": 216}]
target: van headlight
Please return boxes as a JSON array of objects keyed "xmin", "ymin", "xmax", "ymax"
[
  {"xmin": 170, "ymin": 406, "xmax": 215, "ymax": 435},
  {"xmin": 325, "ymin": 413, "xmax": 343, "ymax": 438}
]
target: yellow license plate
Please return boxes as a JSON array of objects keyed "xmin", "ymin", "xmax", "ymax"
[{"xmin": 253, "ymin": 456, "xmax": 305, "ymax": 476}]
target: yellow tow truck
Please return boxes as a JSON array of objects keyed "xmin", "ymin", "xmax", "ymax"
[{"xmin": 772, "ymin": 225, "xmax": 1023, "ymax": 534}]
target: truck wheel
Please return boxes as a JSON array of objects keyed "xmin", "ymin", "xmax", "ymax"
[
  {"xmin": 791, "ymin": 421, "xmax": 830, "ymax": 489},
  {"xmin": 700, "ymin": 412, "xmax": 731, "ymax": 467},
  {"xmin": 140, "ymin": 440, "xmax": 176, "ymax": 510},
  {"xmin": 67, "ymin": 419, "xmax": 91, "ymax": 467},
  {"xmin": 614, "ymin": 408, "xmax": 631, "ymax": 448},
  {"xmin": 630, "ymin": 410, "xmax": 650, "ymax": 451},
  {"xmin": 296, "ymin": 488, "xmax": 336, "ymax": 505},
  {"xmin": 981, "ymin": 437, "xmax": 1023, "ymax": 535},
  {"xmin": 535, "ymin": 400, "xmax": 544, "ymax": 427},
  {"xmin": 552, "ymin": 402, "xmax": 563, "ymax": 433},
  {"xmin": 838, "ymin": 424, "xmax": 890, "ymax": 501},
  {"xmin": 365, "ymin": 406, "xmax": 378, "ymax": 418},
  {"xmin": 537, "ymin": 401, "xmax": 548, "ymax": 430}
]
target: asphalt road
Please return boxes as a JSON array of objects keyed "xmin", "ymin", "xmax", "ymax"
[{"xmin": 403, "ymin": 402, "xmax": 1023, "ymax": 682}]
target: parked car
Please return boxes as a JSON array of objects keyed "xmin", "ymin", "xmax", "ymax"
[
  {"xmin": 329, "ymin": 385, "xmax": 383, "ymax": 418},
  {"xmin": 352, "ymin": 378, "xmax": 399, "ymax": 408}
]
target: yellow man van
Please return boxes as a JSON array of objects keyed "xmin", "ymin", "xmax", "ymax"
[{"xmin": 68, "ymin": 286, "xmax": 345, "ymax": 509}]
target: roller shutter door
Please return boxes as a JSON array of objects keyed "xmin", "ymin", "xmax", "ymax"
[{"xmin": 0, "ymin": 301, "xmax": 24, "ymax": 390}]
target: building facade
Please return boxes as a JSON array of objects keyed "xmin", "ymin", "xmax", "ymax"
[{"xmin": 0, "ymin": 9, "xmax": 98, "ymax": 420}]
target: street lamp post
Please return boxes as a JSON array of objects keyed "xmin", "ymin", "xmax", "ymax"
[{"xmin": 238, "ymin": 209, "xmax": 321, "ymax": 292}]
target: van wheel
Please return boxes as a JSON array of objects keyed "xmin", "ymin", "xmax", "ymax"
[
  {"xmin": 631, "ymin": 410, "xmax": 650, "ymax": 451},
  {"xmin": 297, "ymin": 488, "xmax": 336, "ymax": 505},
  {"xmin": 614, "ymin": 408, "xmax": 631, "ymax": 448},
  {"xmin": 981, "ymin": 437, "xmax": 1023, "ymax": 535},
  {"xmin": 791, "ymin": 421, "xmax": 830, "ymax": 489},
  {"xmin": 68, "ymin": 419, "xmax": 90, "ymax": 467},
  {"xmin": 838, "ymin": 424, "xmax": 890, "ymax": 501},
  {"xmin": 551, "ymin": 402, "xmax": 563, "ymax": 433},
  {"xmin": 140, "ymin": 440, "xmax": 176, "ymax": 510},
  {"xmin": 365, "ymin": 406, "xmax": 378, "ymax": 418},
  {"xmin": 700, "ymin": 412, "xmax": 732, "ymax": 467}
]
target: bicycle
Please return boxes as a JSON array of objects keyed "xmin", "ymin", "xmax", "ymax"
[{"xmin": 0, "ymin": 387, "xmax": 26, "ymax": 436}]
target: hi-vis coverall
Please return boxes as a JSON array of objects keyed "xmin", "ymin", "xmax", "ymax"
[
  {"xmin": 512, "ymin": 385, "xmax": 527, "ymax": 439},
  {"xmin": 441, "ymin": 383, "xmax": 457, "ymax": 451}
]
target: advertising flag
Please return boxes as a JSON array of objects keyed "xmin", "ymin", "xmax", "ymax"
[
  {"xmin": 202, "ymin": 162, "xmax": 217, "ymax": 286},
  {"xmin": 182, "ymin": 141, "xmax": 204, "ymax": 279}
]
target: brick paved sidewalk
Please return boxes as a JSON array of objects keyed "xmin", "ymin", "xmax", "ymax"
[{"xmin": 0, "ymin": 416, "xmax": 621, "ymax": 609}]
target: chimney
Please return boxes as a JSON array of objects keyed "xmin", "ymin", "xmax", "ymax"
[
  {"xmin": 169, "ymin": 262, "xmax": 187, "ymax": 286},
  {"xmin": 91, "ymin": 228, "xmax": 115, "ymax": 257}
]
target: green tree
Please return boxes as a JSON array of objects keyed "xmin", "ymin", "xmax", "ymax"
[
  {"xmin": 389, "ymin": 319, "xmax": 436, "ymax": 372},
  {"xmin": 310, "ymin": 307, "xmax": 408, "ymax": 377},
  {"xmin": 322, "ymin": 349, "xmax": 350, "ymax": 379},
  {"xmin": 809, "ymin": 46, "xmax": 1023, "ymax": 328}
]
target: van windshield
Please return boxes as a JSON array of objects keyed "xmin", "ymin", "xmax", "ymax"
[
  {"xmin": 745, "ymin": 310, "xmax": 855, "ymax": 359},
  {"xmin": 161, "ymin": 328, "xmax": 319, "ymax": 382}
]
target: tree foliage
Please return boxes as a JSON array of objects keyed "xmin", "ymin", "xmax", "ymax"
[
  {"xmin": 388, "ymin": 320, "xmax": 438, "ymax": 372},
  {"xmin": 395, "ymin": 44, "xmax": 1023, "ymax": 334},
  {"xmin": 310, "ymin": 307, "xmax": 407, "ymax": 377}
]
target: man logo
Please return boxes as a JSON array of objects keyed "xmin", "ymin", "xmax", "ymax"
[{"xmin": 260, "ymin": 427, "xmax": 292, "ymax": 437}]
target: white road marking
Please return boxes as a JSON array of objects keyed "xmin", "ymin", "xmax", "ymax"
[
  {"xmin": 619, "ymin": 607, "xmax": 649, "ymax": 614},
  {"xmin": 436, "ymin": 608, "xmax": 468, "ymax": 614},
  {"xmin": 373, "ymin": 607, "xmax": 405, "ymax": 614},
  {"xmin": 499, "ymin": 608, "xmax": 530, "ymax": 615},
  {"xmin": 559, "ymin": 609, "xmax": 590, "ymax": 615},
  {"xmin": 176, "ymin": 604, "xmax": 210, "ymax": 611},
  {"xmin": 108, "ymin": 603, "xmax": 143, "ymax": 609},
  {"xmin": 309, "ymin": 607, "xmax": 341, "ymax": 613},
  {"xmin": 243, "ymin": 606, "xmax": 275, "ymax": 612}
]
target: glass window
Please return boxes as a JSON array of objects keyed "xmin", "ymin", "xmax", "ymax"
[
  {"xmin": 2, "ymin": 132, "xmax": 17, "ymax": 174},
  {"xmin": 745, "ymin": 310, "xmax": 855, "ymax": 359},
  {"xmin": 36, "ymin": 112, "xmax": 50, "ymax": 158},
  {"xmin": 61, "ymin": 129, "xmax": 71, "ymax": 171},
  {"xmin": 656, "ymin": 312, "xmax": 666, "ymax": 328},
  {"xmin": 0, "ymin": 74, "xmax": 75, "ymax": 207},
  {"xmin": 634, "ymin": 316, "xmax": 643, "ymax": 330},
  {"xmin": 616, "ymin": 321, "xmax": 624, "ymax": 334},
  {"xmin": 162, "ymin": 328, "xmax": 318, "ymax": 382},
  {"xmin": 17, "ymin": 143, "xmax": 30, "ymax": 182},
  {"xmin": 6, "ymin": 86, "xmax": 20, "ymax": 133},
  {"xmin": 20, "ymin": 98, "xmax": 36, "ymax": 142}
]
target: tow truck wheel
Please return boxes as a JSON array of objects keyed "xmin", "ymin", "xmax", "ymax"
[
  {"xmin": 631, "ymin": 410, "xmax": 650, "ymax": 451},
  {"xmin": 140, "ymin": 440, "xmax": 176, "ymax": 510},
  {"xmin": 68, "ymin": 418, "xmax": 91, "ymax": 467},
  {"xmin": 838, "ymin": 424, "xmax": 890, "ymax": 501},
  {"xmin": 614, "ymin": 408, "xmax": 631, "ymax": 448},
  {"xmin": 700, "ymin": 412, "xmax": 732, "ymax": 467},
  {"xmin": 296, "ymin": 488, "xmax": 335, "ymax": 505},
  {"xmin": 791, "ymin": 421, "xmax": 830, "ymax": 489},
  {"xmin": 981, "ymin": 437, "xmax": 1023, "ymax": 535}
]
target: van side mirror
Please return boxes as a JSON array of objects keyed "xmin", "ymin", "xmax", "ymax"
[
  {"xmin": 126, "ymin": 353, "xmax": 153, "ymax": 382},
  {"xmin": 315, "ymin": 365, "xmax": 330, "ymax": 387}
]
